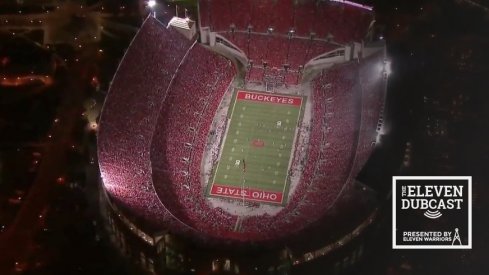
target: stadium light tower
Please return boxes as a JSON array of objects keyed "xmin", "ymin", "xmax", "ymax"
[
  {"xmin": 147, "ymin": 0, "xmax": 156, "ymax": 18},
  {"xmin": 384, "ymin": 60, "xmax": 392, "ymax": 76},
  {"xmin": 147, "ymin": 0, "xmax": 156, "ymax": 8}
]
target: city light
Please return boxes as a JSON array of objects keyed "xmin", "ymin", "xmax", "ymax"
[{"xmin": 90, "ymin": 122, "xmax": 98, "ymax": 131}]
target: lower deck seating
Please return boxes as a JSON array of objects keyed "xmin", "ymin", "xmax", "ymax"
[{"xmin": 151, "ymin": 43, "xmax": 237, "ymax": 234}]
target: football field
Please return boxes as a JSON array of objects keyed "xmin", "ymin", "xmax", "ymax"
[{"xmin": 208, "ymin": 90, "xmax": 304, "ymax": 205}]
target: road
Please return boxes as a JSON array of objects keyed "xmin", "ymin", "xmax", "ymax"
[{"xmin": 0, "ymin": 61, "xmax": 87, "ymax": 273}]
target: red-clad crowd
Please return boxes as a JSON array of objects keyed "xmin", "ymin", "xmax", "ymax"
[{"xmin": 201, "ymin": 0, "xmax": 372, "ymax": 44}]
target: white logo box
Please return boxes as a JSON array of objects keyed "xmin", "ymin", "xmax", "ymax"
[{"xmin": 392, "ymin": 176, "xmax": 472, "ymax": 249}]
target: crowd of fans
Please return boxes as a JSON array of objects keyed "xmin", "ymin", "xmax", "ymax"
[
  {"xmin": 150, "ymin": 42, "xmax": 237, "ymax": 236},
  {"xmin": 98, "ymin": 17, "xmax": 196, "ymax": 234},
  {"xmin": 304, "ymin": 64, "xmax": 360, "ymax": 212},
  {"xmin": 221, "ymin": 32, "xmax": 339, "ymax": 71},
  {"xmin": 201, "ymin": 0, "xmax": 372, "ymax": 44},
  {"xmin": 245, "ymin": 66, "xmax": 300, "ymax": 87},
  {"xmin": 219, "ymin": 31, "xmax": 340, "ymax": 89}
]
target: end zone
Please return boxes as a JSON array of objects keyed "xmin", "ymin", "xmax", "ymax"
[
  {"xmin": 236, "ymin": 90, "xmax": 303, "ymax": 106},
  {"xmin": 210, "ymin": 184, "xmax": 284, "ymax": 204}
]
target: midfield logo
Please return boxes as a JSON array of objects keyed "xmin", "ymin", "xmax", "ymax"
[{"xmin": 392, "ymin": 176, "xmax": 472, "ymax": 249}]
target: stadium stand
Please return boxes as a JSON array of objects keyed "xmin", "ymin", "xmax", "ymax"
[
  {"xmin": 306, "ymin": 40, "xmax": 339, "ymax": 61},
  {"xmin": 151, "ymin": 41, "xmax": 237, "ymax": 234},
  {"xmin": 201, "ymin": 0, "xmax": 373, "ymax": 44},
  {"xmin": 294, "ymin": 0, "xmax": 316, "ymax": 36},
  {"xmin": 271, "ymin": 0, "xmax": 294, "ymax": 33},
  {"xmin": 210, "ymin": 0, "xmax": 232, "ymax": 31},
  {"xmin": 349, "ymin": 51, "xmax": 386, "ymax": 176},
  {"xmin": 220, "ymin": 32, "xmax": 340, "ymax": 70},
  {"xmin": 305, "ymin": 63, "xmax": 361, "ymax": 213},
  {"xmin": 232, "ymin": 0, "xmax": 252, "ymax": 29},
  {"xmin": 99, "ymin": 0, "xmax": 384, "ymax": 244},
  {"xmin": 98, "ymin": 17, "xmax": 200, "ymax": 236},
  {"xmin": 199, "ymin": 0, "xmax": 211, "ymax": 27},
  {"xmin": 287, "ymin": 38, "xmax": 310, "ymax": 68}
]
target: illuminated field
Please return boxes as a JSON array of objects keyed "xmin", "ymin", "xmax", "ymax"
[{"xmin": 208, "ymin": 90, "xmax": 304, "ymax": 204}]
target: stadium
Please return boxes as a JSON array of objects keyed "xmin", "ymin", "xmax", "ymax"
[{"xmin": 97, "ymin": 0, "xmax": 389, "ymax": 273}]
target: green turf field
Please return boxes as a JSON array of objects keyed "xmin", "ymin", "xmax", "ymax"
[{"xmin": 208, "ymin": 90, "xmax": 304, "ymax": 204}]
